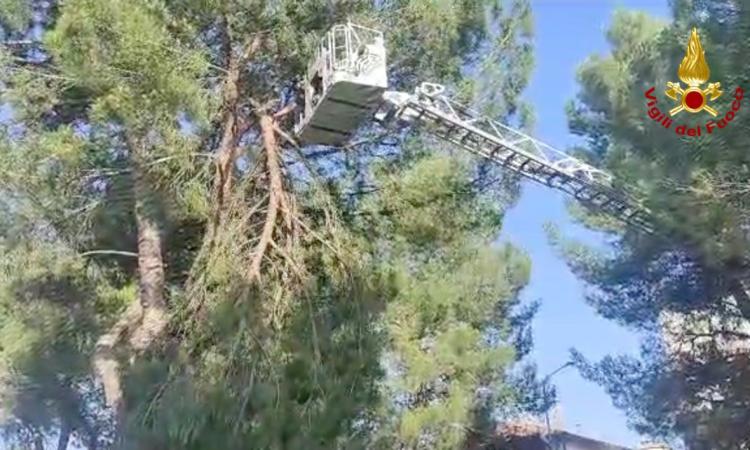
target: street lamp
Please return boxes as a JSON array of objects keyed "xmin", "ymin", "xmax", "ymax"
[{"xmin": 541, "ymin": 361, "xmax": 574, "ymax": 436}]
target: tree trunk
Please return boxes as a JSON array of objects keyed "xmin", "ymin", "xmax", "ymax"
[
  {"xmin": 33, "ymin": 435, "xmax": 44, "ymax": 450},
  {"xmin": 212, "ymin": 43, "xmax": 242, "ymax": 225},
  {"xmin": 92, "ymin": 297, "xmax": 142, "ymax": 415},
  {"xmin": 92, "ymin": 135, "xmax": 167, "ymax": 419},
  {"xmin": 185, "ymin": 19, "xmax": 262, "ymax": 320},
  {"xmin": 128, "ymin": 146, "xmax": 168, "ymax": 352},
  {"xmin": 728, "ymin": 277, "xmax": 750, "ymax": 318},
  {"xmin": 211, "ymin": 17, "xmax": 262, "ymax": 228},
  {"xmin": 56, "ymin": 423, "xmax": 71, "ymax": 450}
]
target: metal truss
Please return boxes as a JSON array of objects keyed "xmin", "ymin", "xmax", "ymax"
[{"xmin": 376, "ymin": 83, "xmax": 654, "ymax": 234}]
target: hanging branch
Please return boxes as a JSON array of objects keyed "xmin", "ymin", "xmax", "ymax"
[
  {"xmin": 248, "ymin": 115, "xmax": 285, "ymax": 282},
  {"xmin": 210, "ymin": 25, "xmax": 264, "ymax": 232}
]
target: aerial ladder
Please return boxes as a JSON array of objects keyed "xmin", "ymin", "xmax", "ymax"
[{"xmin": 294, "ymin": 22, "xmax": 654, "ymax": 234}]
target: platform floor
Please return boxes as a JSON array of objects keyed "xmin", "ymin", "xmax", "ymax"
[{"xmin": 297, "ymin": 80, "xmax": 385, "ymax": 146}]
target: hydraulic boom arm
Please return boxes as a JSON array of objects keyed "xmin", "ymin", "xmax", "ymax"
[{"xmin": 374, "ymin": 83, "xmax": 654, "ymax": 234}]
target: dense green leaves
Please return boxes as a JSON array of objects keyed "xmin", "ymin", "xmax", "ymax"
[
  {"xmin": 558, "ymin": 3, "xmax": 750, "ymax": 448},
  {"xmin": 353, "ymin": 146, "xmax": 532, "ymax": 449},
  {"xmin": 0, "ymin": 0, "xmax": 537, "ymax": 448}
]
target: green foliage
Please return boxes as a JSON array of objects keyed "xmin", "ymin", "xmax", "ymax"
[
  {"xmin": 0, "ymin": 0, "xmax": 30, "ymax": 32},
  {"xmin": 0, "ymin": 0, "xmax": 538, "ymax": 448},
  {"xmin": 356, "ymin": 150, "xmax": 530, "ymax": 449},
  {"xmin": 558, "ymin": 3, "xmax": 750, "ymax": 448},
  {"xmin": 0, "ymin": 240, "xmax": 123, "ymax": 449},
  {"xmin": 46, "ymin": 0, "xmax": 210, "ymax": 126}
]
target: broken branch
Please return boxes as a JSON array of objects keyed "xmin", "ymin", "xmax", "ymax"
[{"xmin": 248, "ymin": 115, "xmax": 285, "ymax": 282}]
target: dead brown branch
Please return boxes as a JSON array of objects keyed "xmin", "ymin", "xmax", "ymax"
[
  {"xmin": 248, "ymin": 115, "xmax": 285, "ymax": 282},
  {"xmin": 210, "ymin": 29, "xmax": 262, "ymax": 230},
  {"xmin": 272, "ymin": 122, "xmax": 300, "ymax": 149},
  {"xmin": 181, "ymin": 22, "xmax": 271, "ymax": 325},
  {"xmin": 242, "ymin": 34, "xmax": 264, "ymax": 62},
  {"xmin": 273, "ymin": 103, "xmax": 297, "ymax": 119}
]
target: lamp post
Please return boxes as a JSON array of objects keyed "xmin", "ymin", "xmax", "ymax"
[{"xmin": 541, "ymin": 361, "xmax": 573, "ymax": 437}]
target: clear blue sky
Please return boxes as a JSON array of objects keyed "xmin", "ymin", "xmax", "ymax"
[{"xmin": 499, "ymin": 0, "xmax": 670, "ymax": 447}]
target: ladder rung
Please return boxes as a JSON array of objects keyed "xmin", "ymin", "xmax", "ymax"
[
  {"xmin": 489, "ymin": 144, "xmax": 504, "ymax": 157},
  {"xmin": 546, "ymin": 173, "xmax": 562, "ymax": 186}
]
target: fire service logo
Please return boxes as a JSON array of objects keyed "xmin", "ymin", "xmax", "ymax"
[
  {"xmin": 644, "ymin": 27, "xmax": 744, "ymax": 137},
  {"xmin": 666, "ymin": 28, "xmax": 721, "ymax": 116}
]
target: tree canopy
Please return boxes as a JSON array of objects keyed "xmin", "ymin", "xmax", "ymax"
[
  {"xmin": 0, "ymin": 1, "xmax": 540, "ymax": 449},
  {"xmin": 556, "ymin": 1, "xmax": 750, "ymax": 448}
]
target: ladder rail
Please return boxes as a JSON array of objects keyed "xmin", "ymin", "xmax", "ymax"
[{"xmin": 376, "ymin": 83, "xmax": 654, "ymax": 234}]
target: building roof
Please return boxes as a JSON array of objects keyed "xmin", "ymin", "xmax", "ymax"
[
  {"xmin": 549, "ymin": 430, "xmax": 632, "ymax": 450},
  {"xmin": 482, "ymin": 429, "xmax": 633, "ymax": 450}
]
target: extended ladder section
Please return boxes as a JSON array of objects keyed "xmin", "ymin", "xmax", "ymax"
[{"xmin": 375, "ymin": 83, "xmax": 655, "ymax": 234}]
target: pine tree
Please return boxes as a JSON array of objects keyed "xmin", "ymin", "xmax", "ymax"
[
  {"xmin": 355, "ymin": 144, "xmax": 532, "ymax": 449},
  {"xmin": 553, "ymin": 2, "xmax": 750, "ymax": 448},
  {"xmin": 0, "ymin": 1, "xmax": 537, "ymax": 448}
]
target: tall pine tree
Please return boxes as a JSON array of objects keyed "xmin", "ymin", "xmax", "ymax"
[
  {"xmin": 553, "ymin": 1, "xmax": 750, "ymax": 448},
  {"xmin": 0, "ymin": 1, "xmax": 538, "ymax": 448}
]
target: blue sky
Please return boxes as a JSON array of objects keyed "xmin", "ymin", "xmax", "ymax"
[{"xmin": 499, "ymin": 0, "xmax": 670, "ymax": 446}]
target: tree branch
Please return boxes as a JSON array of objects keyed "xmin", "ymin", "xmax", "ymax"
[
  {"xmin": 248, "ymin": 115, "xmax": 284, "ymax": 282},
  {"xmin": 79, "ymin": 250, "xmax": 138, "ymax": 258},
  {"xmin": 273, "ymin": 103, "xmax": 297, "ymax": 119}
]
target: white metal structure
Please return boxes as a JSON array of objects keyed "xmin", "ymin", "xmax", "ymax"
[
  {"xmin": 375, "ymin": 83, "xmax": 653, "ymax": 233},
  {"xmin": 295, "ymin": 22, "xmax": 388, "ymax": 146},
  {"xmin": 295, "ymin": 23, "xmax": 653, "ymax": 234}
]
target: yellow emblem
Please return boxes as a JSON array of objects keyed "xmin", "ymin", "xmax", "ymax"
[{"xmin": 665, "ymin": 28, "xmax": 722, "ymax": 116}]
